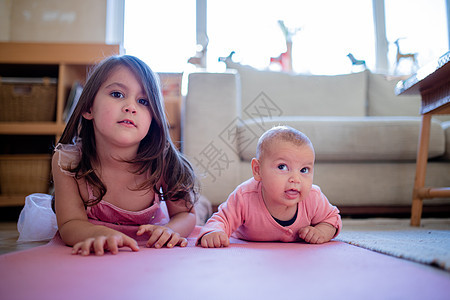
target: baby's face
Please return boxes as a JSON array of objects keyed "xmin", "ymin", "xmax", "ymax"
[{"xmin": 253, "ymin": 140, "xmax": 315, "ymax": 209}]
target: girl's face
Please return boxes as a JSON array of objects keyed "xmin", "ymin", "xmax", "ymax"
[
  {"xmin": 82, "ymin": 65, "xmax": 152, "ymax": 151},
  {"xmin": 252, "ymin": 140, "xmax": 315, "ymax": 210}
]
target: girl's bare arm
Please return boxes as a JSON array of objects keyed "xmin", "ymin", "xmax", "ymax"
[
  {"xmin": 164, "ymin": 196, "xmax": 197, "ymax": 237},
  {"xmin": 52, "ymin": 153, "xmax": 138, "ymax": 254}
]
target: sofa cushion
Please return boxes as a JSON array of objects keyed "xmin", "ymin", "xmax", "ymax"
[
  {"xmin": 238, "ymin": 116, "xmax": 445, "ymax": 162},
  {"xmin": 226, "ymin": 62, "xmax": 367, "ymax": 117},
  {"xmin": 367, "ymin": 73, "xmax": 421, "ymax": 116}
]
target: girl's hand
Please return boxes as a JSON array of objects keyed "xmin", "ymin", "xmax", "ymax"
[
  {"xmin": 72, "ymin": 233, "xmax": 140, "ymax": 256},
  {"xmin": 136, "ymin": 225, "xmax": 188, "ymax": 248},
  {"xmin": 198, "ymin": 230, "xmax": 230, "ymax": 248},
  {"xmin": 298, "ymin": 223, "xmax": 336, "ymax": 244}
]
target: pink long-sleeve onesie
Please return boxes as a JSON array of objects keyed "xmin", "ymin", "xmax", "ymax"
[{"xmin": 198, "ymin": 178, "xmax": 342, "ymax": 243}]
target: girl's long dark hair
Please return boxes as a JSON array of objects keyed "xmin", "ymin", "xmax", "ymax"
[{"xmin": 58, "ymin": 55, "xmax": 198, "ymax": 208}]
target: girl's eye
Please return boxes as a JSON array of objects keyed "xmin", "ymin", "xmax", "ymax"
[
  {"xmin": 301, "ymin": 167, "xmax": 310, "ymax": 174},
  {"xmin": 278, "ymin": 164, "xmax": 288, "ymax": 171},
  {"xmin": 111, "ymin": 91, "xmax": 124, "ymax": 98},
  {"xmin": 138, "ymin": 98, "xmax": 150, "ymax": 106}
]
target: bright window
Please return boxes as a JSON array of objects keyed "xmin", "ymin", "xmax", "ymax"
[
  {"xmin": 207, "ymin": 0, "xmax": 375, "ymax": 75},
  {"xmin": 123, "ymin": 0, "xmax": 196, "ymax": 72},
  {"xmin": 385, "ymin": 0, "xmax": 448, "ymax": 75},
  {"xmin": 124, "ymin": 0, "xmax": 449, "ymax": 75}
]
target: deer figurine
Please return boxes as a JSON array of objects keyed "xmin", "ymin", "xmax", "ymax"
[
  {"xmin": 188, "ymin": 38, "xmax": 209, "ymax": 68},
  {"xmin": 270, "ymin": 41, "xmax": 293, "ymax": 72},
  {"xmin": 393, "ymin": 38, "xmax": 418, "ymax": 74},
  {"xmin": 270, "ymin": 20, "xmax": 301, "ymax": 72},
  {"xmin": 347, "ymin": 53, "xmax": 366, "ymax": 70}
]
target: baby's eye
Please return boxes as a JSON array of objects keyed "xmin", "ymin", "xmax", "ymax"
[
  {"xmin": 300, "ymin": 167, "xmax": 310, "ymax": 174},
  {"xmin": 138, "ymin": 98, "xmax": 150, "ymax": 106},
  {"xmin": 277, "ymin": 164, "xmax": 288, "ymax": 171},
  {"xmin": 111, "ymin": 91, "xmax": 124, "ymax": 98}
]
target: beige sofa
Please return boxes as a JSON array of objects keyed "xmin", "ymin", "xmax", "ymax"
[{"xmin": 182, "ymin": 63, "xmax": 450, "ymax": 214}]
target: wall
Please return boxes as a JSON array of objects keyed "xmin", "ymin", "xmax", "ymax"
[
  {"xmin": 0, "ymin": 0, "xmax": 107, "ymax": 43},
  {"xmin": 0, "ymin": 0, "xmax": 12, "ymax": 41}
]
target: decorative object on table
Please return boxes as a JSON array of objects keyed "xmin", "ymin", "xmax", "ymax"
[
  {"xmin": 347, "ymin": 53, "xmax": 367, "ymax": 71},
  {"xmin": 270, "ymin": 20, "xmax": 301, "ymax": 72},
  {"xmin": 393, "ymin": 38, "xmax": 419, "ymax": 75}
]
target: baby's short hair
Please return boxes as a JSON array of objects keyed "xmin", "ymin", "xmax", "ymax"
[{"xmin": 256, "ymin": 125, "xmax": 313, "ymax": 159}]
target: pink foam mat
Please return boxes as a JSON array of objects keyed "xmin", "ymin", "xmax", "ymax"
[{"xmin": 1, "ymin": 226, "xmax": 449, "ymax": 300}]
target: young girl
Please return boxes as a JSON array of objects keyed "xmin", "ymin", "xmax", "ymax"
[{"xmin": 52, "ymin": 55, "xmax": 198, "ymax": 256}]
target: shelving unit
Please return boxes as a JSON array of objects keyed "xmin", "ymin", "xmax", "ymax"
[
  {"xmin": 0, "ymin": 42, "xmax": 120, "ymax": 206},
  {"xmin": 158, "ymin": 73, "xmax": 183, "ymax": 149},
  {"xmin": 0, "ymin": 43, "xmax": 184, "ymax": 207}
]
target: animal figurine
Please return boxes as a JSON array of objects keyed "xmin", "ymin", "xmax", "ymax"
[
  {"xmin": 393, "ymin": 38, "xmax": 418, "ymax": 74},
  {"xmin": 270, "ymin": 41, "xmax": 293, "ymax": 72},
  {"xmin": 188, "ymin": 38, "xmax": 209, "ymax": 68},
  {"xmin": 270, "ymin": 20, "xmax": 301, "ymax": 72},
  {"xmin": 218, "ymin": 51, "xmax": 236, "ymax": 63},
  {"xmin": 347, "ymin": 53, "xmax": 366, "ymax": 70}
]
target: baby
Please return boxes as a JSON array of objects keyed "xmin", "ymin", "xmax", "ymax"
[{"xmin": 197, "ymin": 125, "xmax": 341, "ymax": 247}]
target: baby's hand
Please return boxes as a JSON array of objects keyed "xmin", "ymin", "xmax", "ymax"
[
  {"xmin": 198, "ymin": 230, "xmax": 229, "ymax": 248},
  {"xmin": 137, "ymin": 225, "xmax": 187, "ymax": 248},
  {"xmin": 298, "ymin": 223, "xmax": 336, "ymax": 244},
  {"xmin": 72, "ymin": 234, "xmax": 139, "ymax": 256}
]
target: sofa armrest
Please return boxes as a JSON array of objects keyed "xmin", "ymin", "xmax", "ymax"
[{"xmin": 182, "ymin": 72, "xmax": 242, "ymax": 205}]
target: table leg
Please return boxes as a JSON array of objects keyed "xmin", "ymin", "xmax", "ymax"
[{"xmin": 411, "ymin": 114, "xmax": 432, "ymax": 226}]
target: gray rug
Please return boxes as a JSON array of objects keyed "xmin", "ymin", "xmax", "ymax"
[{"xmin": 336, "ymin": 218, "xmax": 450, "ymax": 271}]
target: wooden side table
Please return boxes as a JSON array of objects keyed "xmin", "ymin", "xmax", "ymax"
[{"xmin": 395, "ymin": 51, "xmax": 450, "ymax": 226}]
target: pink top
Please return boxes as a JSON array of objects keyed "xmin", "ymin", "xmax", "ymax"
[
  {"xmin": 54, "ymin": 140, "xmax": 168, "ymax": 239},
  {"xmin": 85, "ymin": 184, "xmax": 168, "ymax": 226},
  {"xmin": 199, "ymin": 178, "xmax": 342, "ymax": 242}
]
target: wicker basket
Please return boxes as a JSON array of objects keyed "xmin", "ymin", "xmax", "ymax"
[
  {"xmin": 0, "ymin": 77, "xmax": 57, "ymax": 122},
  {"xmin": 0, "ymin": 154, "xmax": 51, "ymax": 195}
]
